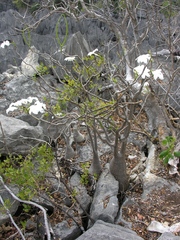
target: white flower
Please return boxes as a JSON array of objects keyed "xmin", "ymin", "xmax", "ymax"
[
  {"xmin": 0, "ymin": 40, "xmax": 11, "ymax": 49},
  {"xmin": 87, "ymin": 48, "xmax": 99, "ymax": 56},
  {"xmin": 136, "ymin": 54, "xmax": 151, "ymax": 64},
  {"xmin": 142, "ymin": 82, "xmax": 150, "ymax": 95},
  {"xmin": 6, "ymin": 97, "xmax": 46, "ymax": 115},
  {"xmin": 133, "ymin": 65, "xmax": 150, "ymax": 79},
  {"xmin": 6, "ymin": 106, "xmax": 18, "ymax": 114},
  {"xmin": 29, "ymin": 101, "xmax": 46, "ymax": 115},
  {"xmin": 6, "ymin": 97, "xmax": 37, "ymax": 114},
  {"xmin": 152, "ymin": 69, "xmax": 164, "ymax": 80},
  {"xmin": 64, "ymin": 56, "xmax": 76, "ymax": 62}
]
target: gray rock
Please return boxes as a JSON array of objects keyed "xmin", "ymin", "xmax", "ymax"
[
  {"xmin": 70, "ymin": 172, "xmax": 92, "ymax": 215},
  {"xmin": 142, "ymin": 172, "xmax": 180, "ymax": 200},
  {"xmin": 157, "ymin": 232, "xmax": 180, "ymax": 240},
  {"xmin": 76, "ymin": 144, "xmax": 93, "ymax": 163},
  {"xmin": 0, "ymin": 114, "xmax": 44, "ymax": 155},
  {"xmin": 4, "ymin": 73, "xmax": 58, "ymax": 107},
  {"xmin": 77, "ymin": 220, "xmax": 144, "ymax": 240},
  {"xmin": 21, "ymin": 46, "xmax": 40, "ymax": 77},
  {"xmin": 0, "ymin": 184, "xmax": 19, "ymax": 225},
  {"xmin": 89, "ymin": 166, "xmax": 119, "ymax": 227},
  {"xmin": 53, "ymin": 220, "xmax": 82, "ymax": 240}
]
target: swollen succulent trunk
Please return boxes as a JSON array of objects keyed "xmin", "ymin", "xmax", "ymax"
[
  {"xmin": 89, "ymin": 150, "xmax": 102, "ymax": 176},
  {"xmin": 110, "ymin": 138, "xmax": 129, "ymax": 192},
  {"xmin": 87, "ymin": 125, "xmax": 102, "ymax": 177},
  {"xmin": 110, "ymin": 154, "xmax": 129, "ymax": 192}
]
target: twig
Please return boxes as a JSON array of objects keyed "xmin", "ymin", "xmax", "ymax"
[{"xmin": 0, "ymin": 195, "xmax": 25, "ymax": 240}]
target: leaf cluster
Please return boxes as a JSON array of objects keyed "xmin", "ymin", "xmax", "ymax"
[
  {"xmin": 80, "ymin": 162, "xmax": 90, "ymax": 186},
  {"xmin": 62, "ymin": 54, "xmax": 110, "ymax": 114},
  {"xmin": 33, "ymin": 63, "xmax": 50, "ymax": 79},
  {"xmin": 160, "ymin": 0, "xmax": 179, "ymax": 18},
  {"xmin": 0, "ymin": 144, "xmax": 54, "ymax": 200},
  {"xmin": 159, "ymin": 136, "xmax": 180, "ymax": 165}
]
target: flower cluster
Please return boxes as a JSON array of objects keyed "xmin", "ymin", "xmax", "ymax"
[
  {"xmin": 6, "ymin": 97, "xmax": 46, "ymax": 115},
  {"xmin": 0, "ymin": 40, "xmax": 11, "ymax": 49},
  {"xmin": 133, "ymin": 53, "xmax": 164, "ymax": 81},
  {"xmin": 64, "ymin": 49, "xmax": 99, "ymax": 62}
]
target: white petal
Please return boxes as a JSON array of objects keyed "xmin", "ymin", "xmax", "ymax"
[
  {"xmin": 87, "ymin": 48, "xmax": 99, "ymax": 56},
  {"xmin": 5, "ymin": 40, "xmax": 10, "ymax": 46},
  {"xmin": 29, "ymin": 101, "xmax": 46, "ymax": 115},
  {"xmin": 6, "ymin": 106, "xmax": 18, "ymax": 114},
  {"xmin": 152, "ymin": 69, "xmax": 164, "ymax": 80},
  {"xmin": 1, "ymin": 42, "xmax": 5, "ymax": 48},
  {"xmin": 64, "ymin": 56, "xmax": 76, "ymax": 62},
  {"xmin": 134, "ymin": 65, "xmax": 150, "ymax": 79},
  {"xmin": 136, "ymin": 54, "xmax": 151, "ymax": 64}
]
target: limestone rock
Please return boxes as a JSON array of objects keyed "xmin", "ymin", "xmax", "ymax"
[
  {"xmin": 89, "ymin": 166, "xmax": 119, "ymax": 227},
  {"xmin": 53, "ymin": 220, "xmax": 82, "ymax": 240},
  {"xmin": 157, "ymin": 232, "xmax": 180, "ymax": 240},
  {"xmin": 70, "ymin": 172, "xmax": 91, "ymax": 215},
  {"xmin": 21, "ymin": 46, "xmax": 39, "ymax": 77},
  {"xmin": 0, "ymin": 114, "xmax": 44, "ymax": 155},
  {"xmin": 77, "ymin": 220, "xmax": 144, "ymax": 240},
  {"xmin": 142, "ymin": 172, "xmax": 180, "ymax": 200}
]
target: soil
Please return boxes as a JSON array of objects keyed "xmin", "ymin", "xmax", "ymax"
[{"xmin": 121, "ymin": 153, "xmax": 180, "ymax": 240}]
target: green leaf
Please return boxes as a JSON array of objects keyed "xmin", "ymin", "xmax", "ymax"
[
  {"xmin": 159, "ymin": 149, "xmax": 169, "ymax": 159},
  {"xmin": 163, "ymin": 156, "xmax": 170, "ymax": 165},
  {"xmin": 174, "ymin": 151, "xmax": 180, "ymax": 158},
  {"xmin": 161, "ymin": 139, "xmax": 168, "ymax": 146}
]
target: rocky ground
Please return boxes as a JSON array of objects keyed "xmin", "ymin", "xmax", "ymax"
[{"xmin": 0, "ymin": 110, "xmax": 179, "ymax": 240}]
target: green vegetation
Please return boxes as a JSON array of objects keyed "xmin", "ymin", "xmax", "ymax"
[
  {"xmin": 71, "ymin": 188, "xmax": 78, "ymax": 202},
  {"xmin": 159, "ymin": 136, "xmax": 180, "ymax": 165},
  {"xmin": 55, "ymin": 14, "xmax": 69, "ymax": 51},
  {"xmin": 80, "ymin": 162, "xmax": 91, "ymax": 186},
  {"xmin": 13, "ymin": 0, "xmax": 28, "ymax": 9},
  {"xmin": 0, "ymin": 144, "xmax": 54, "ymax": 200},
  {"xmin": 61, "ymin": 54, "xmax": 107, "ymax": 113},
  {"xmin": 160, "ymin": 0, "xmax": 179, "ymax": 18},
  {"xmin": 22, "ymin": 27, "xmax": 31, "ymax": 47},
  {"xmin": 33, "ymin": 62, "xmax": 50, "ymax": 79}
]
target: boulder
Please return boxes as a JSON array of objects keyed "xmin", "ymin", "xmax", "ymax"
[
  {"xmin": 53, "ymin": 220, "xmax": 82, "ymax": 240},
  {"xmin": 157, "ymin": 232, "xmax": 180, "ymax": 240},
  {"xmin": 142, "ymin": 172, "xmax": 180, "ymax": 200},
  {"xmin": 21, "ymin": 46, "xmax": 40, "ymax": 77},
  {"xmin": 70, "ymin": 172, "xmax": 92, "ymax": 215},
  {"xmin": 77, "ymin": 220, "xmax": 144, "ymax": 240},
  {"xmin": 89, "ymin": 165, "xmax": 119, "ymax": 227},
  {"xmin": 0, "ymin": 114, "xmax": 44, "ymax": 155}
]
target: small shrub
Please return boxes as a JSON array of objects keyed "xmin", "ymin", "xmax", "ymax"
[{"xmin": 0, "ymin": 144, "xmax": 54, "ymax": 200}]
